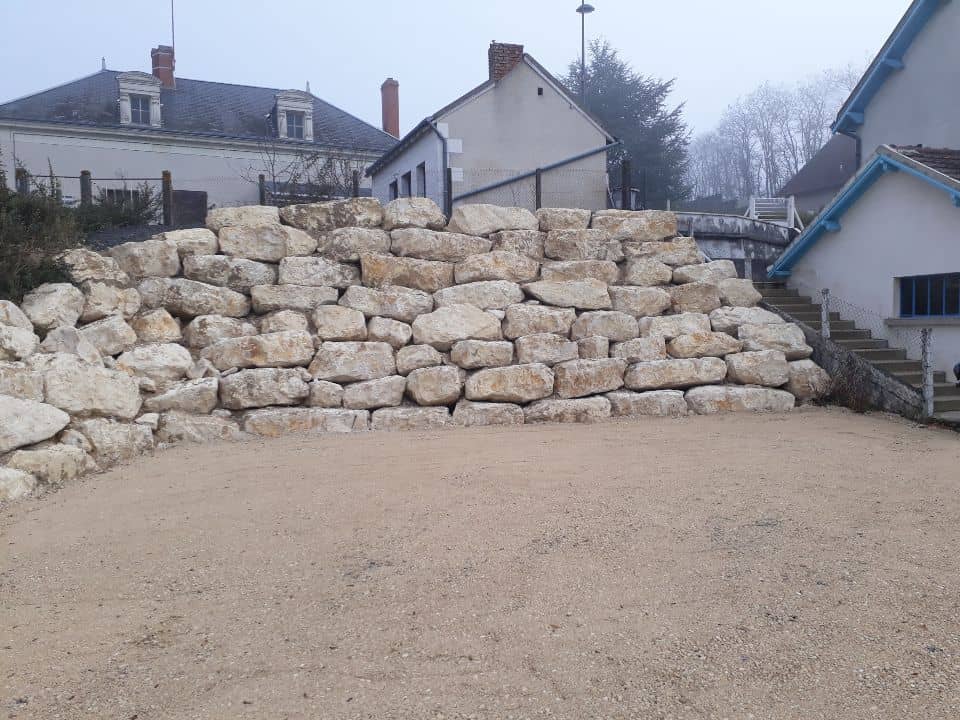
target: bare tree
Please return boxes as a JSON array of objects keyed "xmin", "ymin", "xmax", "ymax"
[{"xmin": 239, "ymin": 141, "xmax": 365, "ymax": 204}]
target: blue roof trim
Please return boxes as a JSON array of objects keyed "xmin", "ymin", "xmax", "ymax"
[
  {"xmin": 832, "ymin": 0, "xmax": 947, "ymax": 135},
  {"xmin": 768, "ymin": 148, "xmax": 960, "ymax": 279}
]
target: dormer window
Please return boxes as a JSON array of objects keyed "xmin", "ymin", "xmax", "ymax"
[
  {"xmin": 275, "ymin": 90, "xmax": 314, "ymax": 141},
  {"xmin": 130, "ymin": 94, "xmax": 151, "ymax": 125},
  {"xmin": 286, "ymin": 111, "xmax": 305, "ymax": 140},
  {"xmin": 117, "ymin": 72, "xmax": 162, "ymax": 128}
]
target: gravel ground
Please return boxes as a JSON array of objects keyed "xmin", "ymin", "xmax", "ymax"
[{"xmin": 2, "ymin": 407, "xmax": 959, "ymax": 719}]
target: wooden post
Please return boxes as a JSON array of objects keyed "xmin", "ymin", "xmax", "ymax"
[
  {"xmin": 351, "ymin": 170, "xmax": 360, "ymax": 199},
  {"xmin": 258, "ymin": 174, "xmax": 267, "ymax": 205},
  {"xmin": 15, "ymin": 168, "xmax": 29, "ymax": 195},
  {"xmin": 445, "ymin": 167, "xmax": 453, "ymax": 218},
  {"xmin": 620, "ymin": 159, "xmax": 631, "ymax": 210},
  {"xmin": 534, "ymin": 168, "xmax": 543, "ymax": 210},
  {"xmin": 161, "ymin": 170, "xmax": 173, "ymax": 226},
  {"xmin": 80, "ymin": 170, "xmax": 92, "ymax": 206}
]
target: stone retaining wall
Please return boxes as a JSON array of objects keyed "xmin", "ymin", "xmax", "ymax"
[{"xmin": 0, "ymin": 198, "xmax": 832, "ymax": 502}]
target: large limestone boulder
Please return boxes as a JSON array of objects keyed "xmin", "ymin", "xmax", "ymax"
[
  {"xmin": 0, "ymin": 468, "xmax": 37, "ymax": 502},
  {"xmin": 607, "ymin": 390, "xmax": 687, "ymax": 417},
  {"xmin": 73, "ymin": 418, "xmax": 154, "ymax": 468},
  {"xmin": 710, "ymin": 306, "xmax": 785, "ymax": 335},
  {"xmin": 342, "ymin": 375, "xmax": 406, "ymax": 410},
  {"xmin": 144, "ymin": 377, "xmax": 219, "ymax": 414},
  {"xmin": 0, "ymin": 300, "xmax": 34, "ymax": 330},
  {"xmin": 370, "ymin": 406, "xmax": 450, "ymax": 431},
  {"xmin": 502, "ymin": 304, "xmax": 577, "ymax": 338},
  {"xmin": 309, "ymin": 341, "xmax": 397, "ymax": 382},
  {"xmin": 405, "ymin": 366, "xmax": 463, "ymax": 405},
  {"xmin": 786, "ymin": 359, "xmax": 832, "ymax": 401},
  {"xmin": 571, "ymin": 311, "xmax": 639, "ymax": 342},
  {"xmin": 554, "ymin": 358, "xmax": 626, "ymax": 398},
  {"xmin": 309, "ymin": 380, "xmax": 344, "ymax": 408},
  {"xmin": 411, "ymin": 304, "xmax": 502, "ymax": 351},
  {"xmin": 590, "ymin": 209, "xmax": 678, "ymax": 241},
  {"xmin": 182, "ymin": 255, "xmax": 277, "ymax": 293},
  {"xmin": 58, "ymin": 248, "xmax": 129, "ymax": 285},
  {"xmin": 433, "ymin": 281, "xmax": 523, "ymax": 310},
  {"xmin": 41, "ymin": 325, "xmax": 107, "ymax": 366},
  {"xmin": 242, "ymin": 407, "xmax": 369, "ymax": 435},
  {"xmin": 608, "ymin": 286, "xmax": 672, "ymax": 318},
  {"xmin": 621, "ymin": 258, "xmax": 673, "ymax": 287},
  {"xmin": 536, "ymin": 207, "xmax": 591, "ymax": 232},
  {"xmin": 450, "ymin": 340, "xmax": 513, "ymax": 369},
  {"xmin": 0, "ymin": 395, "xmax": 70, "ymax": 453},
  {"xmin": 725, "ymin": 350, "xmax": 790, "ymax": 387},
  {"xmin": 489, "ymin": 230, "xmax": 545, "ymax": 259},
  {"xmin": 367, "ymin": 317, "xmax": 413, "ymax": 349},
  {"xmin": 5, "ymin": 445, "xmax": 92, "ymax": 485},
  {"xmin": 454, "ymin": 251, "xmax": 540, "ymax": 284},
  {"xmin": 396, "ymin": 344, "xmax": 443, "ymax": 375},
  {"xmin": 79, "ymin": 314, "xmax": 138, "ymax": 356},
  {"xmin": 183, "ymin": 315, "xmax": 258, "ymax": 349},
  {"xmin": 109, "ymin": 239, "xmax": 180, "ymax": 279},
  {"xmin": 158, "ymin": 228, "xmax": 219, "ymax": 257},
  {"xmin": 685, "ymin": 386, "xmax": 795, "ymax": 414},
  {"xmin": 206, "ymin": 205, "xmax": 279, "ymax": 233},
  {"xmin": 20, "ymin": 283, "xmax": 85, "ymax": 331},
  {"xmin": 447, "ymin": 204, "xmax": 538, "ymax": 236},
  {"xmin": 522, "ymin": 279, "xmax": 611, "ymax": 310},
  {"xmin": 668, "ymin": 282, "xmax": 722, "ymax": 315},
  {"xmin": 0, "ymin": 361, "xmax": 44, "ymax": 401},
  {"xmin": 360, "ymin": 254, "xmax": 454, "ymax": 293},
  {"xmin": 638, "ymin": 313, "xmax": 711, "ymax": 340},
  {"xmin": 524, "ymin": 396, "xmax": 611, "ymax": 424},
  {"xmin": 316, "ymin": 227, "xmax": 391, "ymax": 262},
  {"xmin": 672, "ymin": 260, "xmax": 738, "ymax": 284},
  {"xmin": 279, "ymin": 256, "xmax": 360, "ymax": 288},
  {"xmin": 339, "ymin": 285, "xmax": 433, "ymax": 322},
  {"xmin": 465, "ymin": 364, "xmax": 554, "ymax": 403},
  {"xmin": 32, "ymin": 352, "xmax": 140, "ymax": 418},
  {"xmin": 279, "ymin": 198, "xmax": 383, "ymax": 234},
  {"xmin": 81, "ymin": 282, "xmax": 141, "ymax": 323},
  {"xmin": 719, "ymin": 278, "xmax": 763, "ymax": 307},
  {"xmin": 258, "ymin": 310, "xmax": 308, "ymax": 334},
  {"xmin": 202, "ymin": 331, "xmax": 315, "ymax": 371},
  {"xmin": 117, "ymin": 343, "xmax": 194, "ymax": 388},
  {"xmin": 624, "ymin": 357, "xmax": 727, "ymax": 391},
  {"xmin": 160, "ymin": 279, "xmax": 251, "ymax": 318},
  {"xmin": 391, "ymin": 228, "xmax": 491, "ymax": 262},
  {"xmin": 540, "ymin": 260, "xmax": 619, "ymax": 284},
  {"xmin": 157, "ymin": 411, "xmax": 246, "ymax": 444},
  {"xmin": 624, "ymin": 237, "xmax": 701, "ymax": 266},
  {"xmin": 514, "ymin": 333, "xmax": 579, "ymax": 366},
  {"xmin": 610, "ymin": 335, "xmax": 667, "ymax": 362},
  {"xmin": 453, "ymin": 400, "xmax": 524, "ymax": 426},
  {"xmin": 577, "ymin": 336, "xmax": 609, "ymax": 359},
  {"xmin": 738, "ymin": 323, "xmax": 812, "ymax": 360},
  {"xmin": 544, "ymin": 229, "xmax": 623, "ymax": 262},
  {"xmin": 313, "ymin": 306, "xmax": 368, "ymax": 341},
  {"xmin": 667, "ymin": 332, "xmax": 743, "ymax": 359},
  {"xmin": 0, "ymin": 324, "xmax": 39, "ymax": 361},
  {"xmin": 129, "ymin": 308, "xmax": 182, "ymax": 343},
  {"xmin": 382, "ymin": 197, "xmax": 447, "ymax": 231},
  {"xmin": 251, "ymin": 284, "xmax": 338, "ymax": 314},
  {"xmin": 219, "ymin": 368, "xmax": 311, "ymax": 409}
]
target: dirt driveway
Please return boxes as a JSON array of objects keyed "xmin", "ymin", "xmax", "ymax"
[{"xmin": 2, "ymin": 407, "xmax": 959, "ymax": 719}]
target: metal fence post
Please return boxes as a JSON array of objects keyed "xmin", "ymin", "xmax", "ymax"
[
  {"xmin": 921, "ymin": 327, "xmax": 934, "ymax": 418},
  {"xmin": 820, "ymin": 289, "xmax": 831, "ymax": 339},
  {"xmin": 534, "ymin": 168, "xmax": 543, "ymax": 210},
  {"xmin": 620, "ymin": 159, "xmax": 631, "ymax": 210},
  {"xmin": 444, "ymin": 167, "xmax": 453, "ymax": 218},
  {"xmin": 15, "ymin": 168, "xmax": 29, "ymax": 195},
  {"xmin": 80, "ymin": 170, "xmax": 92, "ymax": 206},
  {"xmin": 258, "ymin": 174, "xmax": 267, "ymax": 205},
  {"xmin": 161, "ymin": 170, "xmax": 173, "ymax": 226},
  {"xmin": 351, "ymin": 170, "xmax": 360, "ymax": 199}
]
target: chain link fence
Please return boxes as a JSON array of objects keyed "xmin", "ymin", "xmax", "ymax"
[{"xmin": 824, "ymin": 291, "xmax": 927, "ymax": 362}]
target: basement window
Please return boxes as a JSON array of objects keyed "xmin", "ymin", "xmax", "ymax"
[
  {"xmin": 286, "ymin": 110, "xmax": 305, "ymax": 139},
  {"xmin": 900, "ymin": 273, "xmax": 960, "ymax": 317},
  {"xmin": 130, "ymin": 94, "xmax": 151, "ymax": 125}
]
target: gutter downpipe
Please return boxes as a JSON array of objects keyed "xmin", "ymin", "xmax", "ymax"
[
  {"xmin": 427, "ymin": 119, "xmax": 450, "ymax": 217},
  {"xmin": 838, "ymin": 126, "xmax": 862, "ymax": 170}
]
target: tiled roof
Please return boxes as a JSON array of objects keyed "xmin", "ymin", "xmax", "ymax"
[
  {"xmin": 895, "ymin": 145, "xmax": 960, "ymax": 182},
  {"xmin": 0, "ymin": 70, "xmax": 396, "ymax": 154}
]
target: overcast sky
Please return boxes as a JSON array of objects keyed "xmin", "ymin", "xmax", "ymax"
[{"xmin": 2, "ymin": 0, "xmax": 906, "ymax": 136}]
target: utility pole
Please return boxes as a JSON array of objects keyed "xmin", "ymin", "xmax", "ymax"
[{"xmin": 576, "ymin": 4, "xmax": 595, "ymax": 105}]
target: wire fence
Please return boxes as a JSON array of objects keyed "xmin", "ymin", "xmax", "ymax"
[
  {"xmin": 826, "ymin": 291, "xmax": 927, "ymax": 361},
  {"xmin": 454, "ymin": 166, "xmax": 609, "ymax": 212}
]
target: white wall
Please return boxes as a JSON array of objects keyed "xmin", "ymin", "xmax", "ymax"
[
  {"xmin": 791, "ymin": 170, "xmax": 960, "ymax": 376},
  {"xmin": 858, "ymin": 0, "xmax": 960, "ymax": 158},
  {"xmin": 369, "ymin": 129, "xmax": 444, "ymax": 208}
]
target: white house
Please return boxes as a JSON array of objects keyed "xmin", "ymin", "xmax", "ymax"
[{"xmin": 366, "ymin": 43, "xmax": 615, "ymax": 214}]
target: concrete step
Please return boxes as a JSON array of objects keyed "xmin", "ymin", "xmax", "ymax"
[
  {"xmin": 871, "ymin": 359, "xmax": 923, "ymax": 374},
  {"xmin": 895, "ymin": 371, "xmax": 947, "ymax": 386},
  {"xmin": 759, "ymin": 287, "xmax": 799, "ymax": 298},
  {"xmin": 769, "ymin": 296, "xmax": 813, "ymax": 306},
  {"xmin": 934, "ymin": 395, "xmax": 960, "ymax": 413},
  {"xmin": 806, "ymin": 319, "xmax": 857, "ymax": 332},
  {"xmin": 852, "ymin": 348, "xmax": 908, "ymax": 361},
  {"xmin": 934, "ymin": 382, "xmax": 960, "ymax": 396},
  {"xmin": 830, "ymin": 329, "xmax": 874, "ymax": 341},
  {"xmin": 834, "ymin": 338, "xmax": 889, "ymax": 350},
  {"xmin": 784, "ymin": 310, "xmax": 841, "ymax": 321}
]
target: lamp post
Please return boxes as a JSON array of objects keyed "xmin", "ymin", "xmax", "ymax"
[{"xmin": 576, "ymin": 3, "xmax": 595, "ymax": 105}]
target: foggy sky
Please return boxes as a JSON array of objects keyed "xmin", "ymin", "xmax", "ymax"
[{"xmin": 1, "ymin": 0, "xmax": 906, "ymax": 136}]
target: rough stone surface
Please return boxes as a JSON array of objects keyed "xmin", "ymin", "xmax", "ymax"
[
  {"xmin": 201, "ymin": 331, "xmax": 315, "ymax": 371},
  {"xmin": 524, "ymin": 396, "xmax": 611, "ymax": 424},
  {"xmin": 308, "ymin": 380, "xmax": 344, "ymax": 408},
  {"xmin": 447, "ymin": 204, "xmax": 538, "ymax": 236},
  {"xmin": 786, "ymin": 359, "xmax": 832, "ymax": 401},
  {"xmin": 522, "ymin": 279, "xmax": 611, "ymax": 310},
  {"xmin": 242, "ymin": 407, "xmax": 369, "ymax": 436},
  {"xmin": 591, "ymin": 209, "xmax": 678, "ymax": 241},
  {"xmin": 339, "ymin": 285, "xmax": 433, "ymax": 322},
  {"xmin": 670, "ymin": 281, "xmax": 722, "ymax": 314},
  {"xmin": 673, "ymin": 260, "xmax": 738, "ymax": 284},
  {"xmin": 667, "ymin": 332, "xmax": 743, "ymax": 359},
  {"xmin": 160, "ymin": 228, "xmax": 220, "ymax": 257},
  {"xmin": 710, "ymin": 306, "xmax": 785, "ymax": 335},
  {"xmin": 607, "ymin": 390, "xmax": 687, "ymax": 417},
  {"xmin": 117, "ymin": 343, "xmax": 193, "ymax": 387},
  {"xmin": 144, "ymin": 377, "xmax": 219, "ymax": 414},
  {"xmin": 391, "ymin": 228, "xmax": 491, "ymax": 262},
  {"xmin": 396, "ymin": 345, "xmax": 443, "ymax": 375},
  {"xmin": 20, "ymin": 283, "xmax": 85, "ymax": 331},
  {"xmin": 621, "ymin": 258, "xmax": 674, "ymax": 287},
  {"xmin": 80, "ymin": 283, "xmax": 141, "ymax": 323},
  {"xmin": 610, "ymin": 336, "xmax": 667, "ymax": 363},
  {"xmin": 129, "ymin": 308, "xmax": 182, "ymax": 343},
  {"xmin": 489, "ymin": 230, "xmax": 545, "ymax": 259},
  {"xmin": 5, "ymin": 445, "xmax": 92, "ymax": 485},
  {"xmin": 75, "ymin": 418, "xmax": 154, "ymax": 468},
  {"xmin": 454, "ymin": 251, "xmax": 540, "ymax": 284},
  {"xmin": 465, "ymin": 364, "xmax": 554, "ymax": 403},
  {"xmin": 316, "ymin": 227, "xmax": 391, "ymax": 262},
  {"xmin": 719, "ymin": 278, "xmax": 763, "ymax": 307},
  {"xmin": 219, "ymin": 368, "xmax": 311, "ymax": 409},
  {"xmin": 514, "ymin": 333, "xmax": 579, "ymax": 366},
  {"xmin": 381, "ymin": 197, "xmax": 447, "ymax": 231},
  {"xmin": 251, "ymin": 284, "xmax": 339, "ymax": 314},
  {"xmin": 36, "ymin": 353, "xmax": 142, "ymax": 419},
  {"xmin": 160, "ymin": 279, "xmax": 251, "ymax": 319},
  {"xmin": 370, "ymin": 406, "xmax": 450, "ymax": 431},
  {"xmin": 577, "ymin": 336, "xmax": 609, "ymax": 360},
  {"xmin": 0, "ymin": 468, "xmax": 36, "ymax": 502},
  {"xmin": 255, "ymin": 310, "xmax": 308, "ymax": 334},
  {"xmin": 279, "ymin": 256, "xmax": 360, "ymax": 288},
  {"xmin": 452, "ymin": 400, "xmax": 525, "ymax": 426},
  {"xmin": 685, "ymin": 386, "xmax": 795, "ymax": 414},
  {"xmin": 536, "ymin": 208, "xmax": 591, "ymax": 232},
  {"xmin": 624, "ymin": 357, "xmax": 727, "ymax": 391},
  {"xmin": 342, "ymin": 376, "xmax": 407, "ymax": 410},
  {"xmin": 366, "ymin": 317, "xmax": 413, "ymax": 349},
  {"xmin": 109, "ymin": 239, "xmax": 180, "ymax": 279},
  {"xmin": 624, "ymin": 237, "xmax": 701, "ymax": 266},
  {"xmin": 0, "ymin": 361, "xmax": 44, "ymax": 401},
  {"xmin": 182, "ymin": 254, "xmax": 277, "ymax": 293},
  {"xmin": 183, "ymin": 315, "xmax": 258, "ymax": 349},
  {"xmin": 433, "ymin": 281, "xmax": 523, "ymax": 309},
  {"xmin": 544, "ymin": 229, "xmax": 623, "ymax": 262},
  {"xmin": 502, "ymin": 304, "xmax": 576, "ymax": 339},
  {"xmin": 738, "ymin": 323, "xmax": 813, "ymax": 360},
  {"xmin": 571, "ymin": 311, "xmax": 639, "ymax": 342},
  {"xmin": 725, "ymin": 350, "xmax": 790, "ymax": 387},
  {"xmin": 412, "ymin": 305, "xmax": 502, "ymax": 351},
  {"xmin": 608, "ymin": 286, "xmax": 672, "ymax": 318},
  {"xmin": 279, "ymin": 198, "xmax": 383, "ymax": 234},
  {"xmin": 58, "ymin": 248, "xmax": 129, "ymax": 286},
  {"xmin": 406, "ymin": 366, "xmax": 463, "ymax": 406},
  {"xmin": 0, "ymin": 300, "xmax": 34, "ymax": 330},
  {"xmin": 309, "ymin": 341, "xmax": 397, "ymax": 382},
  {"xmin": 157, "ymin": 411, "xmax": 246, "ymax": 444},
  {"xmin": 0, "ymin": 395, "xmax": 70, "ymax": 453},
  {"xmin": 79, "ymin": 315, "xmax": 138, "ymax": 356},
  {"xmin": 206, "ymin": 205, "xmax": 279, "ymax": 232},
  {"xmin": 638, "ymin": 313, "xmax": 712, "ymax": 340},
  {"xmin": 39, "ymin": 327, "xmax": 103, "ymax": 366},
  {"xmin": 0, "ymin": 324, "xmax": 39, "ymax": 361},
  {"xmin": 540, "ymin": 260, "xmax": 619, "ymax": 284},
  {"xmin": 312, "ymin": 306, "xmax": 368, "ymax": 341},
  {"xmin": 554, "ymin": 358, "xmax": 626, "ymax": 398},
  {"xmin": 360, "ymin": 254, "xmax": 454, "ymax": 293},
  {"xmin": 450, "ymin": 340, "xmax": 513, "ymax": 369}
]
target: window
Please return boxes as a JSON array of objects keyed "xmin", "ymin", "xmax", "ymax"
[
  {"xmin": 130, "ymin": 94, "xmax": 151, "ymax": 125},
  {"xmin": 286, "ymin": 110, "xmax": 305, "ymax": 139},
  {"xmin": 104, "ymin": 188, "xmax": 141, "ymax": 205},
  {"xmin": 900, "ymin": 273, "xmax": 960, "ymax": 317},
  {"xmin": 401, "ymin": 171, "xmax": 412, "ymax": 198},
  {"xmin": 416, "ymin": 163, "xmax": 426, "ymax": 197},
  {"xmin": 388, "ymin": 180, "xmax": 399, "ymax": 200}
]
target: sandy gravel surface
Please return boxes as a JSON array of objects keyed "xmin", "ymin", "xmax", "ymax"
[{"xmin": 2, "ymin": 407, "xmax": 959, "ymax": 719}]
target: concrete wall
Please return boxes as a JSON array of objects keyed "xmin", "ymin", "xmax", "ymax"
[
  {"xmin": 369, "ymin": 129, "xmax": 445, "ymax": 208},
  {"xmin": 790, "ymin": 170, "xmax": 960, "ymax": 376},
  {"xmin": 858, "ymin": 0, "xmax": 960, "ymax": 159}
]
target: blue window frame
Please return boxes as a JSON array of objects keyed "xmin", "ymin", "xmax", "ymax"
[{"xmin": 900, "ymin": 273, "xmax": 960, "ymax": 318}]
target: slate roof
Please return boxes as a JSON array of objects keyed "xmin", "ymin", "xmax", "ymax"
[
  {"xmin": 778, "ymin": 134, "xmax": 858, "ymax": 197},
  {"xmin": 895, "ymin": 145, "xmax": 960, "ymax": 182},
  {"xmin": 0, "ymin": 70, "xmax": 396, "ymax": 154}
]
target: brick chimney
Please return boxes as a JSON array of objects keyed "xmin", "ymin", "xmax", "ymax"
[
  {"xmin": 488, "ymin": 42, "xmax": 524, "ymax": 81},
  {"xmin": 381, "ymin": 78, "xmax": 399, "ymax": 138},
  {"xmin": 151, "ymin": 45, "xmax": 175, "ymax": 89}
]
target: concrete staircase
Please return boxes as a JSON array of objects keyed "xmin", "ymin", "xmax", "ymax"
[{"xmin": 756, "ymin": 282, "xmax": 960, "ymax": 419}]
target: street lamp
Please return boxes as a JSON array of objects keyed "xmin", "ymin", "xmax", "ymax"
[{"xmin": 576, "ymin": 3, "xmax": 595, "ymax": 105}]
